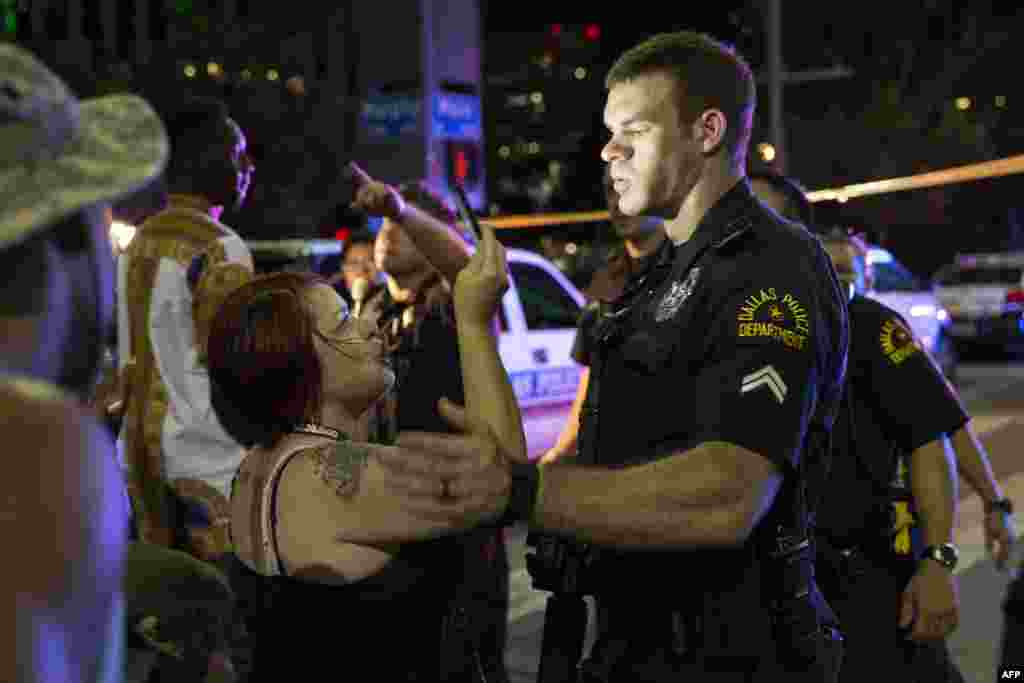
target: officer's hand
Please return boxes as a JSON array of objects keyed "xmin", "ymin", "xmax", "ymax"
[
  {"xmin": 899, "ymin": 560, "xmax": 959, "ymax": 640},
  {"xmin": 374, "ymin": 398, "xmax": 511, "ymax": 527},
  {"xmin": 348, "ymin": 161, "xmax": 405, "ymax": 220},
  {"xmin": 453, "ymin": 219, "xmax": 508, "ymax": 328},
  {"xmin": 985, "ymin": 507, "xmax": 1016, "ymax": 570}
]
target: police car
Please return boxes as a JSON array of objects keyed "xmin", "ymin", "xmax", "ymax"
[
  {"xmin": 246, "ymin": 240, "xmax": 586, "ymax": 455},
  {"xmin": 933, "ymin": 252, "xmax": 1024, "ymax": 352},
  {"xmin": 498, "ymin": 248, "xmax": 585, "ymax": 411},
  {"xmin": 866, "ymin": 246, "xmax": 958, "ymax": 380}
]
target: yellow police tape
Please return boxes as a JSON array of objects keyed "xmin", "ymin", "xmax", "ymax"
[
  {"xmin": 473, "ymin": 153, "xmax": 1024, "ymax": 231},
  {"xmin": 806, "ymin": 153, "xmax": 1024, "ymax": 203}
]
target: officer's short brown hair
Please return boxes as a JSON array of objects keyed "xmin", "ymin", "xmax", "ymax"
[{"xmin": 606, "ymin": 32, "xmax": 756, "ymax": 161}]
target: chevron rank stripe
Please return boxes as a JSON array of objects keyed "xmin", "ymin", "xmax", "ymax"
[{"xmin": 741, "ymin": 365, "xmax": 787, "ymax": 404}]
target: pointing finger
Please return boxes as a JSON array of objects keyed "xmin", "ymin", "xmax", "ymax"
[{"xmin": 348, "ymin": 160, "xmax": 373, "ymax": 186}]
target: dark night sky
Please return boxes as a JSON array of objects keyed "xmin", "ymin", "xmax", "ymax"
[{"xmin": 481, "ymin": 5, "xmax": 1024, "ymax": 274}]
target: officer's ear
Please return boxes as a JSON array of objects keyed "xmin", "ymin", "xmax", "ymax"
[{"xmin": 693, "ymin": 109, "xmax": 728, "ymax": 156}]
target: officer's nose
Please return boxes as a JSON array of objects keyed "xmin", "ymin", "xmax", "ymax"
[{"xmin": 601, "ymin": 137, "xmax": 630, "ymax": 164}]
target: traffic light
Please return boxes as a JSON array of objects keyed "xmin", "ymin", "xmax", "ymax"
[
  {"xmin": 446, "ymin": 140, "xmax": 480, "ymax": 188},
  {"xmin": 584, "ymin": 24, "xmax": 600, "ymax": 41}
]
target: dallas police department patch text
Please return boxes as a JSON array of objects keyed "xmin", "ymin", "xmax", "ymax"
[{"xmin": 736, "ymin": 287, "xmax": 809, "ymax": 350}]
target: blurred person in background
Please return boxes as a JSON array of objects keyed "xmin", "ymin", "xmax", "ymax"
[
  {"xmin": 118, "ymin": 95, "xmax": 256, "ymax": 557},
  {"xmin": 115, "ymin": 95, "xmax": 259, "ymax": 681},
  {"xmin": 0, "ymin": 43, "xmax": 167, "ymax": 683},
  {"xmin": 749, "ymin": 171, "xmax": 816, "ymax": 227},
  {"xmin": 329, "ymin": 229, "xmax": 382, "ymax": 307},
  {"xmin": 541, "ymin": 165, "xmax": 668, "ymax": 467},
  {"xmin": 350, "ymin": 164, "xmax": 512, "ymax": 682}
]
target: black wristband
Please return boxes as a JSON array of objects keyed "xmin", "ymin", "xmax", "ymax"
[{"xmin": 496, "ymin": 461, "xmax": 540, "ymax": 527}]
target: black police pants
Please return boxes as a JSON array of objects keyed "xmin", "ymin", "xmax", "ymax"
[{"xmin": 577, "ymin": 617, "xmax": 841, "ymax": 682}]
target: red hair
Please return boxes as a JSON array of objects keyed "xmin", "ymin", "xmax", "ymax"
[{"xmin": 207, "ymin": 271, "xmax": 326, "ymax": 448}]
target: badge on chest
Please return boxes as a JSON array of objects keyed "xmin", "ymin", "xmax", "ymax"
[{"xmin": 654, "ymin": 267, "xmax": 701, "ymax": 323}]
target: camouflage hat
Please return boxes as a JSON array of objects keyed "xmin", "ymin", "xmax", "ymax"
[{"xmin": 0, "ymin": 44, "xmax": 168, "ymax": 250}]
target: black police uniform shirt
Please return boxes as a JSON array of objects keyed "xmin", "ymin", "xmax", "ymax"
[
  {"xmin": 586, "ymin": 179, "xmax": 848, "ymax": 598},
  {"xmin": 571, "ymin": 238, "xmax": 673, "ymax": 367},
  {"xmin": 816, "ymin": 294, "xmax": 969, "ymax": 546}
]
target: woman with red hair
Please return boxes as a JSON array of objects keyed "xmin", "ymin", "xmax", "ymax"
[{"xmin": 206, "ymin": 223, "xmax": 525, "ymax": 681}]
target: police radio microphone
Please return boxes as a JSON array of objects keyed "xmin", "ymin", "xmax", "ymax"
[{"xmin": 351, "ymin": 277, "xmax": 370, "ymax": 318}]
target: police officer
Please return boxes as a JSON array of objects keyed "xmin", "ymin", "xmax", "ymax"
[
  {"xmin": 752, "ymin": 174, "xmax": 1016, "ymax": 683},
  {"xmin": 374, "ymin": 31, "xmax": 849, "ymax": 681}
]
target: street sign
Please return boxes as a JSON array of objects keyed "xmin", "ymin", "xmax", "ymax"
[
  {"xmin": 432, "ymin": 92, "xmax": 481, "ymax": 139},
  {"xmin": 361, "ymin": 94, "xmax": 421, "ymax": 139}
]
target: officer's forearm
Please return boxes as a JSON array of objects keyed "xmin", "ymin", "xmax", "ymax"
[
  {"xmin": 397, "ymin": 204, "xmax": 471, "ymax": 286},
  {"xmin": 532, "ymin": 441, "xmax": 781, "ymax": 549},
  {"xmin": 911, "ymin": 436, "xmax": 958, "ymax": 546},
  {"xmin": 950, "ymin": 422, "xmax": 1003, "ymax": 506}
]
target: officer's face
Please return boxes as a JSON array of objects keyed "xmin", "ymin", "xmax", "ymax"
[{"xmin": 601, "ymin": 71, "xmax": 701, "ymax": 219}]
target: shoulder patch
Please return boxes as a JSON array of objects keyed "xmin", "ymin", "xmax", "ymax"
[
  {"xmin": 879, "ymin": 317, "xmax": 921, "ymax": 365},
  {"xmin": 736, "ymin": 287, "xmax": 810, "ymax": 351}
]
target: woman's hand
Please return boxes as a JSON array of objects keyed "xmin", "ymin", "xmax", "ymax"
[{"xmin": 453, "ymin": 219, "xmax": 508, "ymax": 328}]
